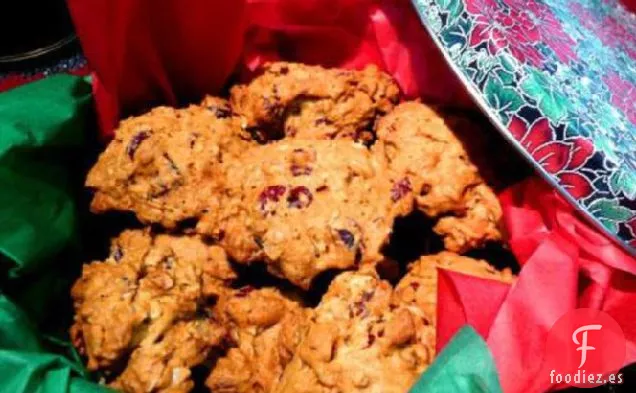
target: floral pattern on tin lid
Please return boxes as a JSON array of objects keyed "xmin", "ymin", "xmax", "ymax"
[{"xmin": 411, "ymin": 0, "xmax": 636, "ymax": 254}]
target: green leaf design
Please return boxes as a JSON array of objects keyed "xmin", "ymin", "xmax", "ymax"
[
  {"xmin": 441, "ymin": 24, "xmax": 467, "ymax": 50},
  {"xmin": 499, "ymin": 53, "xmax": 518, "ymax": 73},
  {"xmin": 439, "ymin": 0, "xmax": 464, "ymax": 23},
  {"xmin": 494, "ymin": 69, "xmax": 515, "ymax": 86},
  {"xmin": 593, "ymin": 134, "xmax": 620, "ymax": 163},
  {"xmin": 598, "ymin": 218, "xmax": 619, "ymax": 234},
  {"xmin": 564, "ymin": 118, "xmax": 593, "ymax": 139},
  {"xmin": 521, "ymin": 69, "xmax": 569, "ymax": 122},
  {"xmin": 484, "ymin": 75, "xmax": 524, "ymax": 119},
  {"xmin": 588, "ymin": 198, "xmax": 634, "ymax": 222},
  {"xmin": 609, "ymin": 169, "xmax": 636, "ymax": 200}
]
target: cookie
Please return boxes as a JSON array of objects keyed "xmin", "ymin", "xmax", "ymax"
[
  {"xmin": 230, "ymin": 62, "xmax": 400, "ymax": 141},
  {"xmin": 206, "ymin": 287, "xmax": 309, "ymax": 393},
  {"xmin": 70, "ymin": 229, "xmax": 236, "ymax": 371},
  {"xmin": 393, "ymin": 251, "xmax": 514, "ymax": 326},
  {"xmin": 86, "ymin": 99, "xmax": 251, "ymax": 228},
  {"xmin": 110, "ymin": 320, "xmax": 225, "ymax": 393},
  {"xmin": 373, "ymin": 101, "xmax": 503, "ymax": 252},
  {"xmin": 198, "ymin": 140, "xmax": 413, "ymax": 289},
  {"xmin": 274, "ymin": 271, "xmax": 434, "ymax": 393}
]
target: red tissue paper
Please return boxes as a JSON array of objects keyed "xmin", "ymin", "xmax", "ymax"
[{"xmin": 435, "ymin": 177, "xmax": 636, "ymax": 392}]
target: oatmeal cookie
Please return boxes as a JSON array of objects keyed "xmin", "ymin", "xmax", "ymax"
[
  {"xmin": 70, "ymin": 229, "xmax": 236, "ymax": 371},
  {"xmin": 373, "ymin": 101, "xmax": 503, "ymax": 252},
  {"xmin": 230, "ymin": 62, "xmax": 400, "ymax": 141},
  {"xmin": 394, "ymin": 251, "xmax": 514, "ymax": 325},
  {"xmin": 110, "ymin": 319, "xmax": 225, "ymax": 393},
  {"xmin": 86, "ymin": 99, "xmax": 251, "ymax": 228},
  {"xmin": 274, "ymin": 272, "xmax": 434, "ymax": 393},
  {"xmin": 198, "ymin": 140, "xmax": 413, "ymax": 289},
  {"xmin": 206, "ymin": 287, "xmax": 310, "ymax": 393}
]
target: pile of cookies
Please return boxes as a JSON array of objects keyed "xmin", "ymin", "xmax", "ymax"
[{"xmin": 72, "ymin": 62, "xmax": 513, "ymax": 393}]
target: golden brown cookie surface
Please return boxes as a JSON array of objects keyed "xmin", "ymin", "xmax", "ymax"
[
  {"xmin": 373, "ymin": 102, "xmax": 503, "ymax": 252},
  {"xmin": 206, "ymin": 287, "xmax": 309, "ymax": 393},
  {"xmin": 274, "ymin": 271, "xmax": 434, "ymax": 393},
  {"xmin": 110, "ymin": 320, "xmax": 225, "ymax": 393},
  {"xmin": 200, "ymin": 140, "xmax": 412, "ymax": 289},
  {"xmin": 393, "ymin": 251, "xmax": 514, "ymax": 326},
  {"xmin": 230, "ymin": 62, "xmax": 399, "ymax": 141},
  {"xmin": 86, "ymin": 100, "xmax": 252, "ymax": 228},
  {"xmin": 70, "ymin": 229, "xmax": 235, "ymax": 373}
]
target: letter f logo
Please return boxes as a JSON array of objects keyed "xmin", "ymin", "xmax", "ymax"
[{"xmin": 572, "ymin": 324, "xmax": 602, "ymax": 368}]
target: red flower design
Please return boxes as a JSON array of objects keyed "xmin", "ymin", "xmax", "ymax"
[
  {"xmin": 628, "ymin": 218, "xmax": 636, "ymax": 248},
  {"xmin": 504, "ymin": 0, "xmax": 578, "ymax": 63},
  {"xmin": 465, "ymin": 0, "xmax": 545, "ymax": 66},
  {"xmin": 570, "ymin": 3, "xmax": 636, "ymax": 60},
  {"xmin": 509, "ymin": 116, "xmax": 595, "ymax": 198},
  {"xmin": 604, "ymin": 72, "xmax": 636, "ymax": 124}
]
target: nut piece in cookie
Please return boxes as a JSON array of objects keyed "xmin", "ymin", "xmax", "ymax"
[
  {"xmin": 200, "ymin": 140, "xmax": 413, "ymax": 289},
  {"xmin": 110, "ymin": 320, "xmax": 225, "ymax": 393},
  {"xmin": 86, "ymin": 100, "xmax": 251, "ymax": 228},
  {"xmin": 230, "ymin": 62, "xmax": 400, "ymax": 141},
  {"xmin": 394, "ymin": 251, "xmax": 514, "ymax": 325},
  {"xmin": 70, "ymin": 229, "xmax": 235, "ymax": 371},
  {"xmin": 274, "ymin": 272, "xmax": 434, "ymax": 393},
  {"xmin": 206, "ymin": 287, "xmax": 309, "ymax": 393},
  {"xmin": 374, "ymin": 102, "xmax": 503, "ymax": 252}
]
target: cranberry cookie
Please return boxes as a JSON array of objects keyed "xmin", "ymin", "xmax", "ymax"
[
  {"xmin": 111, "ymin": 319, "xmax": 225, "ymax": 393},
  {"xmin": 199, "ymin": 140, "xmax": 413, "ymax": 289},
  {"xmin": 207, "ymin": 287, "xmax": 309, "ymax": 393},
  {"xmin": 274, "ymin": 271, "xmax": 434, "ymax": 393},
  {"xmin": 374, "ymin": 102, "xmax": 503, "ymax": 252},
  {"xmin": 86, "ymin": 99, "xmax": 252, "ymax": 228},
  {"xmin": 70, "ymin": 229, "xmax": 235, "ymax": 374},
  {"xmin": 394, "ymin": 251, "xmax": 514, "ymax": 325},
  {"xmin": 230, "ymin": 62, "xmax": 400, "ymax": 141}
]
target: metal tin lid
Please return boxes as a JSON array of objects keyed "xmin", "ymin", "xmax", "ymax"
[{"xmin": 411, "ymin": 0, "xmax": 636, "ymax": 254}]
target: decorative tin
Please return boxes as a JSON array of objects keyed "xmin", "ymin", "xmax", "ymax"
[{"xmin": 411, "ymin": 0, "xmax": 636, "ymax": 254}]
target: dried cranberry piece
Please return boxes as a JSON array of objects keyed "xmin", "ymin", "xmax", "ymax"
[
  {"xmin": 337, "ymin": 229, "xmax": 355, "ymax": 249},
  {"xmin": 410, "ymin": 282, "xmax": 420, "ymax": 291},
  {"xmin": 367, "ymin": 333, "xmax": 376, "ymax": 347},
  {"xmin": 287, "ymin": 186, "xmax": 313, "ymax": 209},
  {"xmin": 235, "ymin": 285, "xmax": 255, "ymax": 298},
  {"xmin": 353, "ymin": 301, "xmax": 366, "ymax": 317},
  {"xmin": 254, "ymin": 236, "xmax": 264, "ymax": 249},
  {"xmin": 378, "ymin": 329, "xmax": 385, "ymax": 338},
  {"xmin": 111, "ymin": 246, "xmax": 123, "ymax": 262},
  {"xmin": 127, "ymin": 131, "xmax": 150, "ymax": 159},
  {"xmin": 222, "ymin": 333, "xmax": 238, "ymax": 347},
  {"xmin": 391, "ymin": 177, "xmax": 412, "ymax": 202},
  {"xmin": 285, "ymin": 126, "xmax": 298, "ymax": 137},
  {"xmin": 314, "ymin": 117, "xmax": 333, "ymax": 126},
  {"xmin": 208, "ymin": 104, "xmax": 231, "ymax": 118},
  {"xmin": 291, "ymin": 165, "xmax": 312, "ymax": 176},
  {"xmin": 290, "ymin": 148, "xmax": 314, "ymax": 176},
  {"xmin": 189, "ymin": 133, "xmax": 200, "ymax": 148},
  {"xmin": 162, "ymin": 257, "xmax": 175, "ymax": 269},
  {"xmin": 163, "ymin": 153, "xmax": 181, "ymax": 174},
  {"xmin": 258, "ymin": 185, "xmax": 287, "ymax": 214}
]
